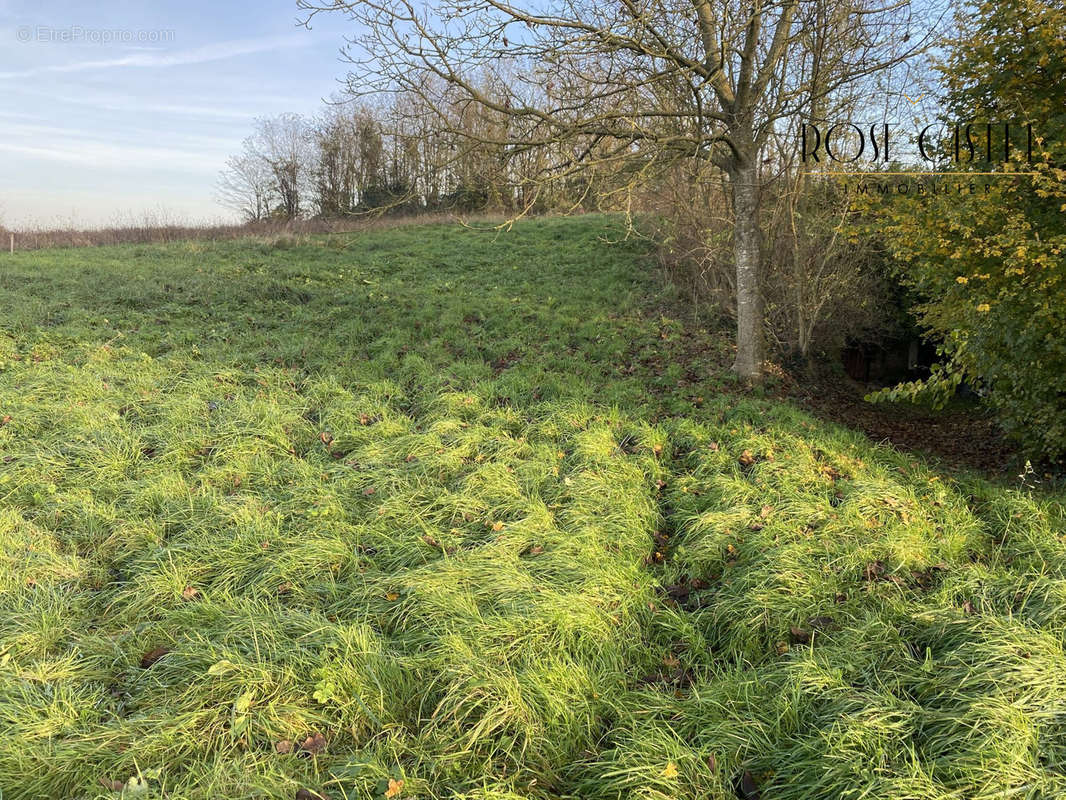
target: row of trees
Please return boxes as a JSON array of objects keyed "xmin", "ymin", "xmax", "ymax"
[{"xmin": 217, "ymin": 79, "xmax": 575, "ymax": 222}]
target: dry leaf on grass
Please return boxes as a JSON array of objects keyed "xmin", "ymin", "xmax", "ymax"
[
  {"xmin": 139, "ymin": 647, "xmax": 170, "ymax": 669},
  {"xmin": 298, "ymin": 731, "xmax": 327, "ymax": 755}
]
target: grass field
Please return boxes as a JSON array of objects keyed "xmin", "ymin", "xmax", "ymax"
[{"xmin": 2, "ymin": 216, "xmax": 1065, "ymax": 800}]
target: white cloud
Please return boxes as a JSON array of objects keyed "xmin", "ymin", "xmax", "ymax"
[
  {"xmin": 0, "ymin": 138, "xmax": 227, "ymax": 173},
  {"xmin": 0, "ymin": 34, "xmax": 312, "ymax": 80}
]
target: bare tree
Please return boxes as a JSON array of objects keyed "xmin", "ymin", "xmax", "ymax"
[
  {"xmin": 253, "ymin": 113, "xmax": 311, "ymax": 219},
  {"xmin": 216, "ymin": 150, "xmax": 273, "ymax": 222},
  {"xmin": 299, "ymin": 0, "xmax": 938, "ymax": 379},
  {"xmin": 312, "ymin": 105, "xmax": 363, "ymax": 216}
]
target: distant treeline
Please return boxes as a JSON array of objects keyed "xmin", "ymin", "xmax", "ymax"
[{"xmin": 216, "ymin": 82, "xmax": 602, "ymax": 222}]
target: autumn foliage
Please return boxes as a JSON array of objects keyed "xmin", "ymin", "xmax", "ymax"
[{"xmin": 874, "ymin": 0, "xmax": 1066, "ymax": 459}]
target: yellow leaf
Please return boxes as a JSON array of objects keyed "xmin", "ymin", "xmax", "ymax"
[
  {"xmin": 662, "ymin": 762, "xmax": 679, "ymax": 779},
  {"xmin": 492, "ymin": 520, "xmax": 504, "ymax": 532},
  {"xmin": 976, "ymin": 303, "xmax": 991, "ymax": 312},
  {"xmin": 385, "ymin": 592, "xmax": 399, "ymax": 602},
  {"xmin": 385, "ymin": 778, "xmax": 405, "ymax": 798}
]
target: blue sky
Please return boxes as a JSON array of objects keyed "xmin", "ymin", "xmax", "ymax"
[{"xmin": 0, "ymin": 0, "xmax": 359, "ymax": 227}]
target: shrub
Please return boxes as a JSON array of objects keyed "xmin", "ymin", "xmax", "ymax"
[
  {"xmin": 872, "ymin": 0, "xmax": 1066, "ymax": 460},
  {"xmin": 643, "ymin": 161, "xmax": 900, "ymax": 360}
]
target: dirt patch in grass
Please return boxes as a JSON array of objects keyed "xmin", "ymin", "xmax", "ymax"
[
  {"xmin": 787, "ymin": 375, "xmax": 1017, "ymax": 475},
  {"xmin": 621, "ymin": 302, "xmax": 1021, "ymax": 477}
]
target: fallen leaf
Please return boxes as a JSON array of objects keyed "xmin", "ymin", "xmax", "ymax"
[
  {"xmin": 296, "ymin": 789, "xmax": 329, "ymax": 800},
  {"xmin": 0, "ymin": 415, "xmax": 11, "ymax": 426},
  {"xmin": 738, "ymin": 450, "xmax": 755, "ymax": 466},
  {"xmin": 492, "ymin": 520, "xmax": 504, "ymax": 532},
  {"xmin": 789, "ymin": 626, "xmax": 811, "ymax": 644},
  {"xmin": 363, "ymin": 487, "xmax": 376, "ymax": 496},
  {"xmin": 662, "ymin": 762, "xmax": 679, "ymax": 779},
  {"xmin": 99, "ymin": 778, "xmax": 125, "ymax": 791},
  {"xmin": 526, "ymin": 544, "xmax": 544, "ymax": 556},
  {"xmin": 863, "ymin": 561, "xmax": 886, "ymax": 581},
  {"xmin": 139, "ymin": 647, "xmax": 170, "ymax": 669},
  {"xmin": 319, "ymin": 432, "xmax": 332, "ymax": 445},
  {"xmin": 384, "ymin": 778, "xmax": 405, "ymax": 798},
  {"xmin": 707, "ymin": 753, "xmax": 717, "ymax": 771},
  {"xmin": 385, "ymin": 592, "xmax": 399, "ymax": 602},
  {"xmin": 275, "ymin": 739, "xmax": 293, "ymax": 754},
  {"xmin": 181, "ymin": 585, "xmax": 199, "ymax": 601},
  {"xmin": 298, "ymin": 731, "xmax": 327, "ymax": 755}
]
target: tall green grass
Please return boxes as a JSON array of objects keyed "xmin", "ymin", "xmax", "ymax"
[{"xmin": 0, "ymin": 217, "xmax": 1063, "ymax": 798}]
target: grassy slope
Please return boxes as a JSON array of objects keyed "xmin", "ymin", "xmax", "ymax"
[{"xmin": 0, "ymin": 216, "xmax": 1064, "ymax": 800}]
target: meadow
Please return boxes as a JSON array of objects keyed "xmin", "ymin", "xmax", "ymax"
[{"xmin": 1, "ymin": 216, "xmax": 1065, "ymax": 799}]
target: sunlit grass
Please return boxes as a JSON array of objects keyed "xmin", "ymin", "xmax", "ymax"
[{"xmin": 0, "ymin": 216, "xmax": 1063, "ymax": 799}]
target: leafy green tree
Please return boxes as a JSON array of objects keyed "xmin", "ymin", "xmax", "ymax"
[{"xmin": 873, "ymin": 0, "xmax": 1066, "ymax": 459}]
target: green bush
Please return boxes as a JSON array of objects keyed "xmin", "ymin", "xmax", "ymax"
[{"xmin": 873, "ymin": 0, "xmax": 1066, "ymax": 460}]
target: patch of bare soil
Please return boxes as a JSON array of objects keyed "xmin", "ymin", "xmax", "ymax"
[{"xmin": 785, "ymin": 373, "xmax": 1017, "ymax": 476}]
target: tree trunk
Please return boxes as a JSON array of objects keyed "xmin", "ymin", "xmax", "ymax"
[{"xmin": 731, "ymin": 161, "xmax": 764, "ymax": 380}]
